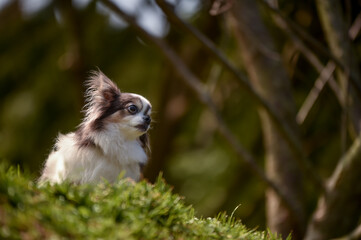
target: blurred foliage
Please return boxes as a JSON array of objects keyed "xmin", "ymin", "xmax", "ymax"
[
  {"xmin": 0, "ymin": 162, "xmax": 285, "ymax": 239},
  {"xmin": 0, "ymin": 0, "xmax": 360, "ymax": 232}
]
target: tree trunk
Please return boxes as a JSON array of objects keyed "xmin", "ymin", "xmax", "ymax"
[{"xmin": 229, "ymin": 1, "xmax": 305, "ymax": 239}]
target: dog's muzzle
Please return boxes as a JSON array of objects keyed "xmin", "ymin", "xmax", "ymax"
[{"xmin": 136, "ymin": 116, "xmax": 151, "ymax": 132}]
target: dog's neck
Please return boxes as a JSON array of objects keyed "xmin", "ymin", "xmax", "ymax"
[{"xmin": 91, "ymin": 124, "xmax": 147, "ymax": 165}]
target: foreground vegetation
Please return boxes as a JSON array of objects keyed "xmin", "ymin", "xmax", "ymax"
[{"xmin": 0, "ymin": 163, "xmax": 284, "ymax": 239}]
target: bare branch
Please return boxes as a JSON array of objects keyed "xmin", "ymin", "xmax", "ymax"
[
  {"xmin": 336, "ymin": 223, "xmax": 361, "ymax": 240},
  {"xmin": 348, "ymin": 13, "xmax": 361, "ymax": 39},
  {"xmin": 269, "ymin": 10, "xmax": 342, "ymax": 124},
  {"xmin": 264, "ymin": 0, "xmax": 343, "ymax": 124},
  {"xmin": 305, "ymin": 136, "xmax": 361, "ymax": 239},
  {"xmin": 259, "ymin": 0, "xmax": 339, "ymax": 66},
  {"xmin": 98, "ymin": 0, "xmax": 303, "ymax": 224},
  {"xmin": 297, "ymin": 62, "xmax": 337, "ymax": 124},
  {"xmin": 155, "ymin": 0, "xmax": 325, "ymax": 192},
  {"xmin": 351, "ymin": 224, "xmax": 361, "ymax": 240},
  {"xmin": 297, "ymin": 13, "xmax": 361, "ymax": 124},
  {"xmin": 209, "ymin": 0, "xmax": 234, "ymax": 16},
  {"xmin": 317, "ymin": 0, "xmax": 361, "ymax": 136},
  {"xmin": 259, "ymin": 0, "xmax": 361, "ymax": 98}
]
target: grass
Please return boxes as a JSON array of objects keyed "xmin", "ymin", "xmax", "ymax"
[{"xmin": 0, "ymin": 163, "xmax": 285, "ymax": 239}]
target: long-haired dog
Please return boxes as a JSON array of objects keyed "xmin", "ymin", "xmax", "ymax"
[{"xmin": 39, "ymin": 70, "xmax": 152, "ymax": 184}]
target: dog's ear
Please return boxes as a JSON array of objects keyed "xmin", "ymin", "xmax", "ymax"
[
  {"xmin": 79, "ymin": 69, "xmax": 122, "ymax": 132},
  {"xmin": 86, "ymin": 69, "xmax": 121, "ymax": 105}
]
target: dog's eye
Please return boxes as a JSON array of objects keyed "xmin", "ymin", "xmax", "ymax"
[{"xmin": 127, "ymin": 105, "xmax": 138, "ymax": 114}]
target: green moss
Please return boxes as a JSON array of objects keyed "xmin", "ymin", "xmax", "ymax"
[{"xmin": 0, "ymin": 163, "xmax": 285, "ymax": 240}]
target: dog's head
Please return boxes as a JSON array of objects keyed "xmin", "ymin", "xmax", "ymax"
[{"xmin": 80, "ymin": 70, "xmax": 152, "ymax": 140}]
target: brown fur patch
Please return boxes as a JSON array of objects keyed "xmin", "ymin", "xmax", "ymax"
[
  {"xmin": 144, "ymin": 105, "xmax": 151, "ymax": 115},
  {"xmin": 104, "ymin": 95, "xmax": 145, "ymax": 124},
  {"xmin": 119, "ymin": 94, "xmax": 144, "ymax": 111},
  {"xmin": 138, "ymin": 133, "xmax": 150, "ymax": 175},
  {"xmin": 138, "ymin": 133, "xmax": 150, "ymax": 155},
  {"xmin": 75, "ymin": 127, "xmax": 96, "ymax": 149}
]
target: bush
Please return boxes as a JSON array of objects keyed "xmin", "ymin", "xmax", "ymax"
[{"xmin": 0, "ymin": 163, "xmax": 285, "ymax": 239}]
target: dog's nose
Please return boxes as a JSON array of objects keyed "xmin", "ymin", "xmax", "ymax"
[{"xmin": 143, "ymin": 115, "xmax": 151, "ymax": 125}]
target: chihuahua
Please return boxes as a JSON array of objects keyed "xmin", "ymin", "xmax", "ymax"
[{"xmin": 39, "ymin": 70, "xmax": 152, "ymax": 184}]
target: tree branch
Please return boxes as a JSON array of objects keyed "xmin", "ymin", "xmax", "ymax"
[
  {"xmin": 98, "ymin": 0, "xmax": 303, "ymax": 224},
  {"xmin": 305, "ymin": 136, "xmax": 361, "ymax": 239},
  {"xmin": 155, "ymin": 0, "xmax": 325, "ymax": 193},
  {"xmin": 259, "ymin": 0, "xmax": 361, "ymax": 98},
  {"xmin": 297, "ymin": 13, "xmax": 361, "ymax": 124},
  {"xmin": 263, "ymin": 0, "xmax": 342, "ymax": 124},
  {"xmin": 337, "ymin": 223, "xmax": 361, "ymax": 240},
  {"xmin": 297, "ymin": 62, "xmax": 338, "ymax": 124},
  {"xmin": 317, "ymin": 0, "xmax": 361, "ymax": 136}
]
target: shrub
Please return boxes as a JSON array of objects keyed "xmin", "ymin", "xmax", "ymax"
[{"xmin": 0, "ymin": 163, "xmax": 285, "ymax": 239}]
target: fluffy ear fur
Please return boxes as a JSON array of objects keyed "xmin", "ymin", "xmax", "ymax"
[
  {"xmin": 78, "ymin": 70, "xmax": 122, "ymax": 133},
  {"xmin": 84, "ymin": 70, "xmax": 121, "ymax": 120}
]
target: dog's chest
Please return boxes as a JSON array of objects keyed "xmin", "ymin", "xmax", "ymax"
[{"xmin": 106, "ymin": 139, "xmax": 147, "ymax": 165}]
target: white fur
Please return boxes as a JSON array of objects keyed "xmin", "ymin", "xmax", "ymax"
[{"xmin": 40, "ymin": 129, "xmax": 146, "ymax": 184}]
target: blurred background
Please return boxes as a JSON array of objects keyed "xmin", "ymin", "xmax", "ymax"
[{"xmin": 1, "ymin": 0, "xmax": 361, "ymax": 239}]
